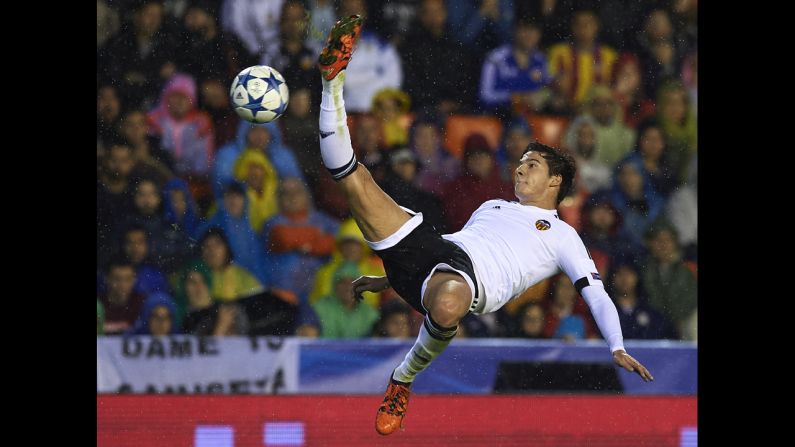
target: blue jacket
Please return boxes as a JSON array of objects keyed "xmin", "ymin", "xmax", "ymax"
[
  {"xmin": 162, "ymin": 178, "xmax": 203, "ymax": 239},
  {"xmin": 194, "ymin": 185, "xmax": 271, "ymax": 286},
  {"xmin": 125, "ymin": 292, "xmax": 179, "ymax": 335},
  {"xmin": 212, "ymin": 120, "xmax": 303, "ymax": 198},
  {"xmin": 480, "ymin": 44, "xmax": 551, "ymax": 108}
]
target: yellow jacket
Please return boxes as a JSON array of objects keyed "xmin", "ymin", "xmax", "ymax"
[
  {"xmin": 233, "ymin": 149, "xmax": 279, "ymax": 232},
  {"xmin": 309, "ymin": 218, "xmax": 386, "ymax": 308}
]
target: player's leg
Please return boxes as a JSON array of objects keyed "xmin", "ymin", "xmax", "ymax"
[
  {"xmin": 317, "ymin": 15, "xmax": 410, "ymax": 242},
  {"xmin": 391, "ymin": 272, "xmax": 470, "ymax": 381},
  {"xmin": 376, "ymin": 271, "xmax": 472, "ymax": 435}
]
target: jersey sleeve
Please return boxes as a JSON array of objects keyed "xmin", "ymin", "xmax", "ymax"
[
  {"xmin": 557, "ymin": 230, "xmax": 604, "ymax": 292},
  {"xmin": 558, "ymin": 230, "xmax": 624, "ymax": 353}
]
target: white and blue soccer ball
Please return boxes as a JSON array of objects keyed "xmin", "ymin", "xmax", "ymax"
[{"xmin": 229, "ymin": 65, "xmax": 290, "ymax": 124}]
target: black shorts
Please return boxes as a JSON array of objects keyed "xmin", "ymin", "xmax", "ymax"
[{"xmin": 373, "ymin": 218, "xmax": 479, "ymax": 315}]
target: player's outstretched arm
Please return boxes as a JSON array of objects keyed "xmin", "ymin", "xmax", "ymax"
[
  {"xmin": 580, "ymin": 285, "xmax": 654, "ymax": 382},
  {"xmin": 352, "ymin": 275, "xmax": 391, "ymax": 301}
]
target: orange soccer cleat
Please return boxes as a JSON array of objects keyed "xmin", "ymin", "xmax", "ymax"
[
  {"xmin": 317, "ymin": 14, "xmax": 363, "ymax": 81},
  {"xmin": 375, "ymin": 376, "xmax": 412, "ymax": 435}
]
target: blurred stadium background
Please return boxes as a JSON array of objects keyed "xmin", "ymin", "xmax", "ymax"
[{"xmin": 97, "ymin": 0, "xmax": 697, "ymax": 445}]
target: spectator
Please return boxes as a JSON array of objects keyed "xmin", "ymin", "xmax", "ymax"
[
  {"xmin": 120, "ymin": 109, "xmax": 176, "ymax": 179},
  {"xmin": 213, "ymin": 121, "xmax": 303, "ymax": 199},
  {"xmin": 440, "ymin": 134, "xmax": 513, "ymax": 231},
  {"xmin": 195, "ymin": 181, "xmax": 269, "ymax": 284},
  {"xmin": 306, "ymin": 0, "xmax": 337, "ymax": 55},
  {"xmin": 620, "ymin": 120, "xmax": 678, "ymax": 198},
  {"xmin": 381, "ymin": 148, "xmax": 447, "ymax": 232},
  {"xmin": 548, "ymin": 10, "xmax": 617, "ymax": 111},
  {"xmin": 634, "ymin": 9, "xmax": 679, "ymax": 99},
  {"xmin": 371, "ymin": 88, "xmax": 413, "ymax": 149},
  {"xmin": 97, "ymin": 85, "xmax": 123, "ymax": 145},
  {"xmin": 579, "ymin": 192, "xmax": 642, "ymax": 276},
  {"xmin": 119, "ymin": 224, "xmax": 170, "ymax": 296},
  {"xmin": 197, "ymin": 227, "xmax": 265, "ymax": 301},
  {"xmin": 601, "ymin": 159, "xmax": 664, "ymax": 250},
  {"xmin": 495, "ymin": 118, "xmax": 534, "ymax": 183},
  {"xmin": 609, "ymin": 262, "xmax": 676, "ymax": 340},
  {"xmin": 97, "ymin": 0, "xmax": 120, "ymax": 48},
  {"xmin": 117, "ymin": 177, "xmax": 194, "ymax": 273},
  {"xmin": 220, "ymin": 0, "xmax": 286, "ymax": 56},
  {"xmin": 372, "ymin": 300, "xmax": 414, "ymax": 338},
  {"xmin": 543, "ymin": 276, "xmax": 590, "ymax": 342},
  {"xmin": 445, "ymin": 0, "xmax": 513, "ymax": 52},
  {"xmin": 666, "ymin": 156, "xmax": 697, "ymax": 260},
  {"xmin": 199, "ymin": 78, "xmax": 241, "ymax": 150},
  {"xmin": 479, "ymin": 20, "xmax": 551, "ymax": 116},
  {"xmin": 401, "ymin": 0, "xmax": 471, "ymax": 116},
  {"xmin": 179, "ymin": 261, "xmax": 250, "ymax": 336},
  {"xmin": 562, "ymin": 115, "xmax": 611, "ymax": 194},
  {"xmin": 610, "ymin": 53, "xmax": 656, "ymax": 129},
  {"xmin": 161, "ymin": 178, "xmax": 202, "ymax": 241},
  {"xmin": 410, "ymin": 118, "xmax": 460, "ymax": 196},
  {"xmin": 126, "ymin": 292, "xmax": 180, "ymax": 336},
  {"xmin": 352, "ymin": 114, "xmax": 390, "ymax": 182},
  {"xmin": 310, "ymin": 218, "xmax": 387, "ymax": 309},
  {"xmin": 98, "ymin": 257, "xmax": 146, "ymax": 335},
  {"xmin": 98, "ymin": 0, "xmax": 182, "ymax": 109},
  {"xmin": 512, "ymin": 302, "xmax": 547, "ymax": 339},
  {"xmin": 583, "ymin": 85, "xmax": 636, "ymax": 168},
  {"xmin": 146, "ymin": 73, "xmax": 215, "ymax": 178},
  {"xmin": 233, "ymin": 149, "xmax": 280, "ymax": 232},
  {"xmin": 261, "ymin": 178, "xmax": 339, "ymax": 307},
  {"xmin": 656, "ymin": 80, "xmax": 697, "ymax": 181},
  {"xmin": 97, "ymin": 142, "xmax": 137, "ymax": 266},
  {"xmin": 260, "ymin": 0, "xmax": 320, "ymax": 100},
  {"xmin": 313, "ymin": 262, "xmax": 380, "ymax": 338},
  {"xmin": 641, "ymin": 219, "xmax": 697, "ymax": 339},
  {"xmin": 178, "ymin": 0, "xmax": 256, "ymax": 85},
  {"xmin": 280, "ymin": 88, "xmax": 323, "ymax": 185}
]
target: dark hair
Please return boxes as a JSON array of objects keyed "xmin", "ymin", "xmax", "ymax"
[
  {"xmin": 199, "ymin": 227, "xmax": 234, "ymax": 265},
  {"xmin": 106, "ymin": 255, "xmax": 135, "ymax": 274},
  {"xmin": 522, "ymin": 141, "xmax": 576, "ymax": 204},
  {"xmin": 634, "ymin": 118, "xmax": 666, "ymax": 153},
  {"xmin": 223, "ymin": 180, "xmax": 247, "ymax": 196},
  {"xmin": 123, "ymin": 223, "xmax": 148, "ymax": 239},
  {"xmin": 105, "ymin": 133, "xmax": 131, "ymax": 151}
]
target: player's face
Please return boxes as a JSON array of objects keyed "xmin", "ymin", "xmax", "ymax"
[{"xmin": 514, "ymin": 151, "xmax": 557, "ymax": 203}]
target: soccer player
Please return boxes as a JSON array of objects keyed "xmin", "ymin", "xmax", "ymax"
[{"xmin": 316, "ymin": 15, "xmax": 654, "ymax": 436}]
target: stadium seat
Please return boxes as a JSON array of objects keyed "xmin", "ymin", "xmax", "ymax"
[
  {"xmin": 444, "ymin": 115, "xmax": 504, "ymax": 159},
  {"xmin": 526, "ymin": 114, "xmax": 569, "ymax": 148}
]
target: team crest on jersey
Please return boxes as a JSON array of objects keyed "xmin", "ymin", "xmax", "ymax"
[{"xmin": 535, "ymin": 219, "xmax": 551, "ymax": 231}]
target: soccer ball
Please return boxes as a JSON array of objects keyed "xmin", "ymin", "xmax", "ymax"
[{"xmin": 229, "ymin": 65, "xmax": 290, "ymax": 124}]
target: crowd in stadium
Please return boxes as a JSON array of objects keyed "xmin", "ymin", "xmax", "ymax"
[{"xmin": 97, "ymin": 0, "xmax": 697, "ymax": 342}]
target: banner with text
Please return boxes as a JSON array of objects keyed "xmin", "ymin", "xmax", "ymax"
[{"xmin": 97, "ymin": 336, "xmax": 299, "ymax": 394}]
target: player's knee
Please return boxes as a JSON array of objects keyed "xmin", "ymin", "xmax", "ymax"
[{"xmin": 426, "ymin": 283, "xmax": 470, "ymax": 327}]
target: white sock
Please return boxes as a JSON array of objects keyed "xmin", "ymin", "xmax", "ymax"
[
  {"xmin": 319, "ymin": 73, "xmax": 357, "ymax": 180},
  {"xmin": 392, "ymin": 314, "xmax": 458, "ymax": 384}
]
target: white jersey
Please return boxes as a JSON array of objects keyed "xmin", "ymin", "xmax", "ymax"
[{"xmin": 443, "ymin": 199, "xmax": 603, "ymax": 314}]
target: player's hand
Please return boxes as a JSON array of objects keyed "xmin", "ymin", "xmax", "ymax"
[
  {"xmin": 613, "ymin": 350, "xmax": 654, "ymax": 382},
  {"xmin": 352, "ymin": 275, "xmax": 390, "ymax": 301}
]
